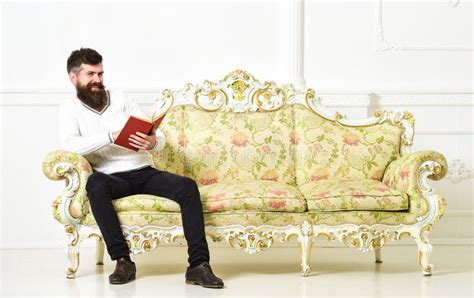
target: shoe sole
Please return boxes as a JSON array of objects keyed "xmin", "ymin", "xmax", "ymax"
[
  {"xmin": 185, "ymin": 279, "xmax": 223, "ymax": 288},
  {"xmin": 109, "ymin": 274, "xmax": 136, "ymax": 285}
]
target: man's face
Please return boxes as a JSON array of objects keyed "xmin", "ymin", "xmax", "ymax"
[
  {"xmin": 69, "ymin": 63, "xmax": 108, "ymax": 110},
  {"xmin": 69, "ymin": 63, "xmax": 104, "ymax": 91}
]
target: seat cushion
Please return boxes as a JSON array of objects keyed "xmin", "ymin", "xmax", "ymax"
[
  {"xmin": 83, "ymin": 194, "xmax": 182, "ymax": 213},
  {"xmin": 199, "ymin": 180, "xmax": 307, "ymax": 213},
  {"xmin": 83, "ymin": 181, "xmax": 306, "ymax": 214},
  {"xmin": 299, "ymin": 178, "xmax": 409, "ymax": 211}
]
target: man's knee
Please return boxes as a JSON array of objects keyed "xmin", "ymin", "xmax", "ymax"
[
  {"xmin": 86, "ymin": 172, "xmax": 111, "ymax": 196},
  {"xmin": 177, "ymin": 176, "xmax": 200, "ymax": 199},
  {"xmin": 179, "ymin": 176, "xmax": 198, "ymax": 190}
]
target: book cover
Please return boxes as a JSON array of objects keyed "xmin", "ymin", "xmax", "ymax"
[{"xmin": 114, "ymin": 113, "xmax": 166, "ymax": 151}]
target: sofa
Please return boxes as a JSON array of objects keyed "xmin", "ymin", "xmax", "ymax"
[{"xmin": 43, "ymin": 70, "xmax": 448, "ymax": 279}]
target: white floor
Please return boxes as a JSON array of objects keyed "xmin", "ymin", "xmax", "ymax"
[{"xmin": 1, "ymin": 244, "xmax": 473, "ymax": 297}]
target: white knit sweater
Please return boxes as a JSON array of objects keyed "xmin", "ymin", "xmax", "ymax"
[{"xmin": 58, "ymin": 89, "xmax": 166, "ymax": 174}]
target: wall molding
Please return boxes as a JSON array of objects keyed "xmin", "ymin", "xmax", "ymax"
[
  {"xmin": 448, "ymin": 0, "xmax": 461, "ymax": 8},
  {"xmin": 288, "ymin": 0, "xmax": 306, "ymax": 89},
  {"xmin": 374, "ymin": 0, "xmax": 473, "ymax": 52},
  {"xmin": 446, "ymin": 159, "xmax": 474, "ymax": 183},
  {"xmin": 1, "ymin": 90, "xmax": 473, "ymax": 106}
]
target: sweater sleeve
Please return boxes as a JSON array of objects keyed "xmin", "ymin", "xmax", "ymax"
[
  {"xmin": 58, "ymin": 102, "xmax": 112, "ymax": 155},
  {"xmin": 148, "ymin": 128, "xmax": 167, "ymax": 153}
]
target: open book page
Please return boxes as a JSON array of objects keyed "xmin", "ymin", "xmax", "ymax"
[
  {"xmin": 150, "ymin": 95, "xmax": 172, "ymax": 122},
  {"xmin": 123, "ymin": 97, "xmax": 154, "ymax": 127},
  {"xmin": 126, "ymin": 96, "xmax": 168, "ymax": 130}
]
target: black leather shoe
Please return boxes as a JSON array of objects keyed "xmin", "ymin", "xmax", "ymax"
[
  {"xmin": 109, "ymin": 257, "xmax": 136, "ymax": 284},
  {"xmin": 185, "ymin": 262, "xmax": 224, "ymax": 288}
]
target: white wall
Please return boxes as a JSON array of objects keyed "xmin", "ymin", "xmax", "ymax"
[{"xmin": 1, "ymin": 0, "xmax": 472, "ymax": 249}]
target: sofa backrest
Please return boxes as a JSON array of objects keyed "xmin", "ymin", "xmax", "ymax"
[
  {"xmin": 151, "ymin": 70, "xmax": 413, "ymax": 188},
  {"xmin": 152, "ymin": 105, "xmax": 187, "ymax": 176},
  {"xmin": 180, "ymin": 105, "xmax": 296, "ymax": 186},
  {"xmin": 293, "ymin": 104, "xmax": 403, "ymax": 185}
]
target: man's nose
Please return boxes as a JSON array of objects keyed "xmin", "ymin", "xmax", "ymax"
[{"xmin": 91, "ymin": 74, "xmax": 102, "ymax": 83}]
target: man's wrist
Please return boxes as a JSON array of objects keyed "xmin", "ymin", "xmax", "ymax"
[{"xmin": 149, "ymin": 138, "xmax": 159, "ymax": 151}]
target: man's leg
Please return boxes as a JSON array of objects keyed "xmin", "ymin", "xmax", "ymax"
[
  {"xmin": 140, "ymin": 169, "xmax": 210, "ymax": 267},
  {"xmin": 141, "ymin": 169, "xmax": 224, "ymax": 288},
  {"xmin": 86, "ymin": 171, "xmax": 134, "ymax": 260}
]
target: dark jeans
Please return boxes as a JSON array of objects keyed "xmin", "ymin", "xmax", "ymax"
[{"xmin": 85, "ymin": 166, "xmax": 210, "ymax": 267}]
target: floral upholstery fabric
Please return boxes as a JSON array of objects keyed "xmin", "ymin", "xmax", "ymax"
[
  {"xmin": 199, "ymin": 180, "xmax": 306, "ymax": 213},
  {"xmin": 306, "ymin": 210, "xmax": 419, "ymax": 226},
  {"xmin": 80, "ymin": 181, "xmax": 306, "ymax": 215},
  {"xmin": 382, "ymin": 150, "xmax": 448, "ymax": 217},
  {"xmin": 180, "ymin": 105, "xmax": 297, "ymax": 187},
  {"xmin": 82, "ymin": 194, "xmax": 181, "ymax": 214},
  {"xmin": 82, "ymin": 210, "xmax": 419, "ymax": 227},
  {"xmin": 151, "ymin": 106, "xmax": 186, "ymax": 176},
  {"xmin": 292, "ymin": 104, "xmax": 402, "ymax": 185},
  {"xmin": 299, "ymin": 178, "xmax": 409, "ymax": 211},
  {"xmin": 43, "ymin": 150, "xmax": 93, "ymax": 223}
]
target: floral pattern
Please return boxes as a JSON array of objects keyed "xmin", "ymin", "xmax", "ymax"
[
  {"xmin": 199, "ymin": 180, "xmax": 306, "ymax": 212},
  {"xmin": 43, "ymin": 102, "xmax": 448, "ymax": 231},
  {"xmin": 299, "ymin": 179, "xmax": 408, "ymax": 211},
  {"xmin": 82, "ymin": 210, "xmax": 420, "ymax": 227},
  {"xmin": 181, "ymin": 105, "xmax": 297, "ymax": 186},
  {"xmin": 151, "ymin": 106, "xmax": 186, "ymax": 176},
  {"xmin": 293, "ymin": 104, "xmax": 402, "ymax": 185},
  {"xmin": 382, "ymin": 150, "xmax": 448, "ymax": 216},
  {"xmin": 82, "ymin": 194, "xmax": 181, "ymax": 214}
]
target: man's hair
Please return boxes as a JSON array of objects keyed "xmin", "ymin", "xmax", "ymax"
[{"xmin": 67, "ymin": 48, "xmax": 102, "ymax": 73}]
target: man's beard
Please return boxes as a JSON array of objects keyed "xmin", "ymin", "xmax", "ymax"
[{"xmin": 76, "ymin": 81, "xmax": 108, "ymax": 111}]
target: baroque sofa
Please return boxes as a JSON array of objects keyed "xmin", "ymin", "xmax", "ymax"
[{"xmin": 43, "ymin": 70, "xmax": 448, "ymax": 278}]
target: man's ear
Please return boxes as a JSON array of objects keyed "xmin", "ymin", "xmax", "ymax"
[{"xmin": 68, "ymin": 72, "xmax": 78, "ymax": 86}]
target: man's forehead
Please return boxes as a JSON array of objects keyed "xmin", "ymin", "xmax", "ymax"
[{"xmin": 80, "ymin": 63, "xmax": 103, "ymax": 72}]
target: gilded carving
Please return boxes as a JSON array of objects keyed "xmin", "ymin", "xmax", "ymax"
[{"xmin": 340, "ymin": 227, "xmax": 388, "ymax": 253}]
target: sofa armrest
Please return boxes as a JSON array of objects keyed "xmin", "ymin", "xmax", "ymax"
[
  {"xmin": 43, "ymin": 150, "xmax": 93, "ymax": 225},
  {"xmin": 382, "ymin": 150, "xmax": 448, "ymax": 221}
]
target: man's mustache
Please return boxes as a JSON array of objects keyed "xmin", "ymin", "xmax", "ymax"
[{"xmin": 87, "ymin": 82, "xmax": 105, "ymax": 90}]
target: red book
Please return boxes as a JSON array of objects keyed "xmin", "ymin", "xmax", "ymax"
[{"xmin": 114, "ymin": 113, "xmax": 166, "ymax": 151}]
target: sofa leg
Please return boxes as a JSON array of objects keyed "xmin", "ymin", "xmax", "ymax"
[
  {"xmin": 297, "ymin": 233, "xmax": 312, "ymax": 277},
  {"xmin": 416, "ymin": 240, "xmax": 433, "ymax": 276},
  {"xmin": 65, "ymin": 226, "xmax": 81, "ymax": 279},
  {"xmin": 415, "ymin": 226, "xmax": 433, "ymax": 276},
  {"xmin": 297, "ymin": 221, "xmax": 314, "ymax": 277},
  {"xmin": 375, "ymin": 248, "xmax": 383, "ymax": 263},
  {"xmin": 96, "ymin": 237, "xmax": 105, "ymax": 265}
]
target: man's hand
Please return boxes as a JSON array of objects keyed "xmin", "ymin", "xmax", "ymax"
[{"xmin": 128, "ymin": 130, "xmax": 157, "ymax": 150}]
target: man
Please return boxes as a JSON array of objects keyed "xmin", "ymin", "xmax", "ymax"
[{"xmin": 59, "ymin": 48, "xmax": 223, "ymax": 288}]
